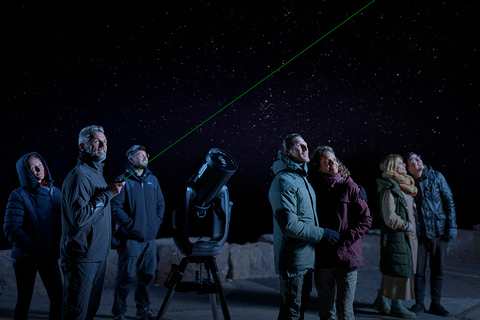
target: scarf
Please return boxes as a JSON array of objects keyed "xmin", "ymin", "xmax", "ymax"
[{"xmin": 382, "ymin": 172, "xmax": 418, "ymax": 196}]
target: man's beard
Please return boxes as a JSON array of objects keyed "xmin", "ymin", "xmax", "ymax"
[
  {"xmin": 85, "ymin": 145, "xmax": 107, "ymax": 162},
  {"xmin": 132, "ymin": 162, "xmax": 147, "ymax": 170}
]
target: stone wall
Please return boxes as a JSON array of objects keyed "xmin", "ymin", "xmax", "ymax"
[{"xmin": 1, "ymin": 229, "xmax": 479, "ymax": 294}]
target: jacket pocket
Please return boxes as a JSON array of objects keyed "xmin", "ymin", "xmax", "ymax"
[{"xmin": 62, "ymin": 224, "xmax": 93, "ymax": 258}]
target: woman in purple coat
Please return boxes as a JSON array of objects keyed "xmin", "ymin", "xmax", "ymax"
[{"xmin": 308, "ymin": 146, "xmax": 372, "ymax": 320}]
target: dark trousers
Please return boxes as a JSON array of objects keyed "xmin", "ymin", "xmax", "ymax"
[
  {"xmin": 61, "ymin": 260, "xmax": 107, "ymax": 320},
  {"xmin": 112, "ymin": 239, "xmax": 157, "ymax": 316},
  {"xmin": 278, "ymin": 269, "xmax": 313, "ymax": 320},
  {"xmin": 415, "ymin": 236, "xmax": 448, "ymax": 304},
  {"xmin": 13, "ymin": 260, "xmax": 63, "ymax": 320}
]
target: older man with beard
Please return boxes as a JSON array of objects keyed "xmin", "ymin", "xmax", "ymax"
[{"xmin": 60, "ymin": 125, "xmax": 125, "ymax": 320}]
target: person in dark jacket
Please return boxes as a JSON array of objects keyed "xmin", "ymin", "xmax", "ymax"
[
  {"xmin": 4, "ymin": 152, "xmax": 63, "ymax": 320},
  {"xmin": 269, "ymin": 133, "xmax": 340, "ymax": 320},
  {"xmin": 308, "ymin": 146, "xmax": 372, "ymax": 320},
  {"xmin": 111, "ymin": 145, "xmax": 165, "ymax": 320},
  {"xmin": 404, "ymin": 152, "xmax": 457, "ymax": 317},
  {"xmin": 374, "ymin": 154, "xmax": 418, "ymax": 319},
  {"xmin": 61, "ymin": 125, "xmax": 125, "ymax": 320}
]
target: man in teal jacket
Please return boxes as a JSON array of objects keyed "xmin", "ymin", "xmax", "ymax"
[{"xmin": 269, "ymin": 133, "xmax": 340, "ymax": 320}]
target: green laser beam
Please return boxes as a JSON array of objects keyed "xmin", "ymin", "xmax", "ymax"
[{"xmin": 125, "ymin": 0, "xmax": 376, "ymax": 180}]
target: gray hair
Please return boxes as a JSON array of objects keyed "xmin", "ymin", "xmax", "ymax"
[{"xmin": 78, "ymin": 125, "xmax": 104, "ymax": 145}]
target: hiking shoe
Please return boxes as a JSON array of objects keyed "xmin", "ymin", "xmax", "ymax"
[
  {"xmin": 428, "ymin": 303, "xmax": 451, "ymax": 317},
  {"xmin": 409, "ymin": 303, "xmax": 426, "ymax": 314},
  {"xmin": 372, "ymin": 292, "xmax": 390, "ymax": 314},
  {"xmin": 391, "ymin": 300, "xmax": 417, "ymax": 319},
  {"xmin": 136, "ymin": 307, "xmax": 156, "ymax": 320}
]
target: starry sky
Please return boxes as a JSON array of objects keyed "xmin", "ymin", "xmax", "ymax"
[{"xmin": 1, "ymin": 1, "xmax": 479, "ymax": 245}]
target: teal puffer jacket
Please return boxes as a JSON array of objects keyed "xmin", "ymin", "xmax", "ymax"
[{"xmin": 269, "ymin": 151, "xmax": 324, "ymax": 277}]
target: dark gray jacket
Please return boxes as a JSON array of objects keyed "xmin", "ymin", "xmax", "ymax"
[
  {"xmin": 60, "ymin": 152, "xmax": 114, "ymax": 264},
  {"xmin": 414, "ymin": 165, "xmax": 457, "ymax": 239}
]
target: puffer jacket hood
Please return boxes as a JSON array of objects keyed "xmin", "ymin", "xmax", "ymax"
[
  {"xmin": 271, "ymin": 150, "xmax": 309, "ymax": 177},
  {"xmin": 16, "ymin": 152, "xmax": 52, "ymax": 190}
]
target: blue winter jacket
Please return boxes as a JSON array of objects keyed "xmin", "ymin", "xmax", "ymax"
[
  {"xmin": 415, "ymin": 165, "xmax": 457, "ymax": 239},
  {"xmin": 111, "ymin": 162, "xmax": 165, "ymax": 244},
  {"xmin": 4, "ymin": 153, "xmax": 62, "ymax": 264}
]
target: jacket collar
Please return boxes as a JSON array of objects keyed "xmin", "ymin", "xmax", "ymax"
[
  {"xmin": 124, "ymin": 161, "xmax": 150, "ymax": 181},
  {"xmin": 78, "ymin": 151, "xmax": 105, "ymax": 172},
  {"xmin": 271, "ymin": 150, "xmax": 308, "ymax": 177},
  {"xmin": 321, "ymin": 172, "xmax": 343, "ymax": 188}
]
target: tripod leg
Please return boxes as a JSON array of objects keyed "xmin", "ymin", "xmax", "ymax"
[
  {"xmin": 209, "ymin": 293, "xmax": 218, "ymax": 320},
  {"xmin": 156, "ymin": 286, "xmax": 176, "ymax": 320},
  {"xmin": 156, "ymin": 258, "xmax": 189, "ymax": 320},
  {"xmin": 206, "ymin": 257, "xmax": 231, "ymax": 320}
]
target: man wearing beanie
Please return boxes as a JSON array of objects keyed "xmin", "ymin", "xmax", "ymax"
[
  {"xmin": 111, "ymin": 145, "xmax": 165, "ymax": 320},
  {"xmin": 404, "ymin": 152, "xmax": 457, "ymax": 317}
]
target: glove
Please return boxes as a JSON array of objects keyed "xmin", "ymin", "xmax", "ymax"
[
  {"xmin": 445, "ymin": 228, "xmax": 457, "ymax": 240},
  {"xmin": 322, "ymin": 228, "xmax": 340, "ymax": 244}
]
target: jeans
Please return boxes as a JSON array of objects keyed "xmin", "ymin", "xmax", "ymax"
[
  {"xmin": 315, "ymin": 267, "xmax": 358, "ymax": 320},
  {"xmin": 13, "ymin": 260, "xmax": 63, "ymax": 320},
  {"xmin": 112, "ymin": 239, "xmax": 157, "ymax": 315},
  {"xmin": 278, "ymin": 269, "xmax": 313, "ymax": 320},
  {"xmin": 415, "ymin": 236, "xmax": 448, "ymax": 304},
  {"xmin": 61, "ymin": 260, "xmax": 107, "ymax": 320}
]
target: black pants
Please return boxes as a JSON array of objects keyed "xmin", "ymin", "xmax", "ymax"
[
  {"xmin": 13, "ymin": 260, "xmax": 63, "ymax": 320},
  {"xmin": 61, "ymin": 260, "xmax": 106, "ymax": 320},
  {"xmin": 112, "ymin": 239, "xmax": 157, "ymax": 316},
  {"xmin": 415, "ymin": 236, "xmax": 448, "ymax": 304}
]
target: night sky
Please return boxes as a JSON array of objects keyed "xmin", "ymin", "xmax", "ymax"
[{"xmin": 1, "ymin": 1, "xmax": 478, "ymax": 245}]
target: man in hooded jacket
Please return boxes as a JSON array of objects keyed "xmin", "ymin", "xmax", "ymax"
[
  {"xmin": 269, "ymin": 133, "xmax": 340, "ymax": 320},
  {"xmin": 4, "ymin": 152, "xmax": 63, "ymax": 320},
  {"xmin": 111, "ymin": 145, "xmax": 165, "ymax": 320}
]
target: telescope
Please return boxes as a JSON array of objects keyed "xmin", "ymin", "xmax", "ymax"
[
  {"xmin": 172, "ymin": 147, "xmax": 236, "ymax": 256},
  {"xmin": 157, "ymin": 148, "xmax": 237, "ymax": 320}
]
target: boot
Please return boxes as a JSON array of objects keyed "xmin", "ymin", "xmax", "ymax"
[
  {"xmin": 390, "ymin": 300, "xmax": 417, "ymax": 319},
  {"xmin": 372, "ymin": 291, "xmax": 390, "ymax": 315}
]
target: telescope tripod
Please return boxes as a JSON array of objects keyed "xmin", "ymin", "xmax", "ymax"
[{"xmin": 156, "ymin": 256, "xmax": 231, "ymax": 320}]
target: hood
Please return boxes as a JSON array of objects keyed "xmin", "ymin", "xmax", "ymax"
[
  {"xmin": 271, "ymin": 150, "xmax": 308, "ymax": 177},
  {"xmin": 16, "ymin": 152, "xmax": 52, "ymax": 189}
]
